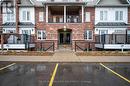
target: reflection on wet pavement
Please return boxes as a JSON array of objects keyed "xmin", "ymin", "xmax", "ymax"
[
  {"xmin": 54, "ymin": 63, "xmax": 130, "ymax": 86},
  {"xmin": 0, "ymin": 63, "xmax": 55, "ymax": 86},
  {"xmin": 0, "ymin": 63, "xmax": 130, "ymax": 86}
]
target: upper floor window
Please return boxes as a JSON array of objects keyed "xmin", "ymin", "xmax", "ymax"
[
  {"xmin": 22, "ymin": 11, "xmax": 30, "ymax": 21},
  {"xmin": 39, "ymin": 12, "xmax": 44, "ymax": 21},
  {"xmin": 84, "ymin": 30, "xmax": 93, "ymax": 40},
  {"xmin": 115, "ymin": 11, "xmax": 123, "ymax": 21},
  {"xmin": 85, "ymin": 12, "xmax": 90, "ymax": 22},
  {"xmin": 37, "ymin": 30, "xmax": 46, "ymax": 40},
  {"xmin": 7, "ymin": 14, "xmax": 14, "ymax": 21},
  {"xmin": 100, "ymin": 11, "xmax": 107, "ymax": 21}
]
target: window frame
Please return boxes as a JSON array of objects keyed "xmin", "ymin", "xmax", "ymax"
[
  {"xmin": 85, "ymin": 12, "xmax": 91, "ymax": 22},
  {"xmin": 100, "ymin": 11, "xmax": 107, "ymax": 21},
  {"xmin": 84, "ymin": 30, "xmax": 93, "ymax": 40},
  {"xmin": 115, "ymin": 11, "xmax": 123, "ymax": 21},
  {"xmin": 22, "ymin": 10, "xmax": 31, "ymax": 21},
  {"xmin": 39, "ymin": 12, "xmax": 44, "ymax": 22},
  {"xmin": 37, "ymin": 30, "xmax": 46, "ymax": 40}
]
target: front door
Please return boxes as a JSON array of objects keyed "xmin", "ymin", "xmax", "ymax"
[{"xmin": 59, "ymin": 32, "xmax": 71, "ymax": 44}]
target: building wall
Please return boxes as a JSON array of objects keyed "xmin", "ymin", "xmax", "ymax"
[
  {"xmin": 95, "ymin": 7, "xmax": 128, "ymax": 24},
  {"xmin": 128, "ymin": 7, "xmax": 130, "ymax": 29},
  {"xmin": 19, "ymin": 7, "xmax": 35, "ymax": 24}
]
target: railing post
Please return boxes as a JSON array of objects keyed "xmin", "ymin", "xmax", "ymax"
[
  {"xmin": 53, "ymin": 42, "xmax": 55, "ymax": 52},
  {"xmin": 75, "ymin": 41, "xmax": 76, "ymax": 52}
]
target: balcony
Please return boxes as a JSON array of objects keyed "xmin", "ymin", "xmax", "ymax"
[{"xmin": 47, "ymin": 6, "xmax": 82, "ymax": 23}]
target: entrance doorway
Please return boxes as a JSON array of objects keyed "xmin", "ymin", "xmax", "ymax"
[{"xmin": 58, "ymin": 29, "xmax": 72, "ymax": 44}]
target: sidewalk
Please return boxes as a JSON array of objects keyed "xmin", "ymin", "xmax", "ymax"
[{"xmin": 0, "ymin": 50, "xmax": 130, "ymax": 62}]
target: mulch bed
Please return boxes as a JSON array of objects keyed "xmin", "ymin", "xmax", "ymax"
[
  {"xmin": 76, "ymin": 51, "xmax": 130, "ymax": 56},
  {"xmin": 0, "ymin": 51, "xmax": 54, "ymax": 56}
]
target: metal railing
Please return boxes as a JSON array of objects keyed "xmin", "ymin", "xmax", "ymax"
[
  {"xmin": 0, "ymin": 34, "xmax": 35, "ymax": 44},
  {"xmin": 48, "ymin": 15, "xmax": 81, "ymax": 23},
  {"xmin": 35, "ymin": 41, "xmax": 55, "ymax": 52},
  {"xmin": 95, "ymin": 34, "xmax": 130, "ymax": 44},
  {"xmin": 75, "ymin": 41, "xmax": 95, "ymax": 52}
]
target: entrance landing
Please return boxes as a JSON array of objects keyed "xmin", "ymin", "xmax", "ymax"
[{"xmin": 51, "ymin": 45, "xmax": 78, "ymax": 62}]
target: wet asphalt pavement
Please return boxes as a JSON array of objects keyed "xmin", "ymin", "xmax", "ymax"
[{"xmin": 0, "ymin": 62, "xmax": 130, "ymax": 86}]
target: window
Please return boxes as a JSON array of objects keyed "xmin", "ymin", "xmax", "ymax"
[
  {"xmin": 22, "ymin": 30, "xmax": 31, "ymax": 35},
  {"xmin": 100, "ymin": 11, "xmax": 107, "ymax": 21},
  {"xmin": 85, "ymin": 12, "xmax": 90, "ymax": 22},
  {"xmin": 7, "ymin": 14, "xmax": 14, "ymax": 21},
  {"xmin": 99, "ymin": 30, "xmax": 108, "ymax": 35},
  {"xmin": 22, "ymin": 11, "xmax": 30, "ymax": 21},
  {"xmin": 22, "ymin": 11, "xmax": 26, "ymax": 20},
  {"xmin": 3, "ymin": 28, "xmax": 16, "ymax": 33},
  {"xmin": 37, "ymin": 30, "xmax": 46, "ymax": 40},
  {"xmin": 84, "ymin": 30, "xmax": 93, "ymax": 40},
  {"xmin": 39, "ymin": 12, "xmax": 44, "ymax": 21},
  {"xmin": 27, "ymin": 11, "xmax": 30, "ymax": 21},
  {"xmin": 115, "ymin": 11, "xmax": 123, "ymax": 21}
]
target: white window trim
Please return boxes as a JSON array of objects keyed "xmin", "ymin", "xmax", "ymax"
[
  {"xmin": 6, "ymin": 14, "xmax": 14, "ymax": 22},
  {"xmin": 85, "ymin": 30, "xmax": 93, "ymax": 40},
  {"xmin": 85, "ymin": 12, "xmax": 90, "ymax": 22},
  {"xmin": 100, "ymin": 11, "xmax": 107, "ymax": 21},
  {"xmin": 22, "ymin": 10, "xmax": 31, "ymax": 21},
  {"xmin": 115, "ymin": 11, "xmax": 123, "ymax": 21},
  {"xmin": 37, "ymin": 30, "xmax": 46, "ymax": 40},
  {"xmin": 39, "ymin": 12, "xmax": 44, "ymax": 22},
  {"xmin": 19, "ymin": 28, "xmax": 35, "ymax": 35}
]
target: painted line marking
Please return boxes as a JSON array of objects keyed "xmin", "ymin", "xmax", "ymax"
[
  {"xmin": 49, "ymin": 63, "xmax": 59, "ymax": 86},
  {"xmin": 100, "ymin": 63, "xmax": 130, "ymax": 83},
  {"xmin": 0, "ymin": 63, "xmax": 16, "ymax": 71}
]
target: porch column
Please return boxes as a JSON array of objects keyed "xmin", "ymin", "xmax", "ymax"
[
  {"xmin": 46, "ymin": 5, "xmax": 48, "ymax": 23},
  {"xmin": 64, "ymin": 5, "xmax": 66, "ymax": 23},
  {"xmin": 82, "ymin": 6, "xmax": 84, "ymax": 23}
]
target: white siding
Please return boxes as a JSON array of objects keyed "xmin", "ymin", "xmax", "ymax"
[
  {"xmin": 19, "ymin": 28, "xmax": 35, "ymax": 35},
  {"xmin": 19, "ymin": 7, "xmax": 35, "ymax": 24},
  {"xmin": 95, "ymin": 7, "xmax": 128, "ymax": 24},
  {"xmin": 95, "ymin": 28, "xmax": 127, "ymax": 34}
]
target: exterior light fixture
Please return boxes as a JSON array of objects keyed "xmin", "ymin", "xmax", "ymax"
[{"xmin": 64, "ymin": 25, "xmax": 67, "ymax": 31}]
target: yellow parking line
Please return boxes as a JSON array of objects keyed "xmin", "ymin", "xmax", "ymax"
[
  {"xmin": 100, "ymin": 63, "xmax": 130, "ymax": 83},
  {"xmin": 0, "ymin": 63, "xmax": 16, "ymax": 71},
  {"xmin": 49, "ymin": 63, "xmax": 59, "ymax": 86}
]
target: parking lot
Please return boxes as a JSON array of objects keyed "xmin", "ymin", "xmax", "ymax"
[{"xmin": 0, "ymin": 62, "xmax": 130, "ymax": 86}]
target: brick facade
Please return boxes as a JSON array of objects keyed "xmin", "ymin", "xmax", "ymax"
[{"xmin": 34, "ymin": 6, "xmax": 95, "ymax": 50}]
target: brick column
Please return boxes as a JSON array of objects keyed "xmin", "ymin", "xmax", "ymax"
[{"xmin": 15, "ymin": 0, "xmax": 19, "ymax": 33}]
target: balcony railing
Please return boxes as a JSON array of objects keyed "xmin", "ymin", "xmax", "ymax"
[{"xmin": 48, "ymin": 15, "xmax": 81, "ymax": 23}]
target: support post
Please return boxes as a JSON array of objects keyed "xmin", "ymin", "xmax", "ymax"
[
  {"xmin": 1, "ymin": 34, "xmax": 3, "ymax": 51},
  {"xmin": 82, "ymin": 6, "xmax": 84, "ymax": 23},
  {"xmin": 46, "ymin": 5, "xmax": 48, "ymax": 23},
  {"xmin": 64, "ymin": 5, "xmax": 66, "ymax": 23},
  {"xmin": 75, "ymin": 41, "xmax": 76, "ymax": 52}
]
